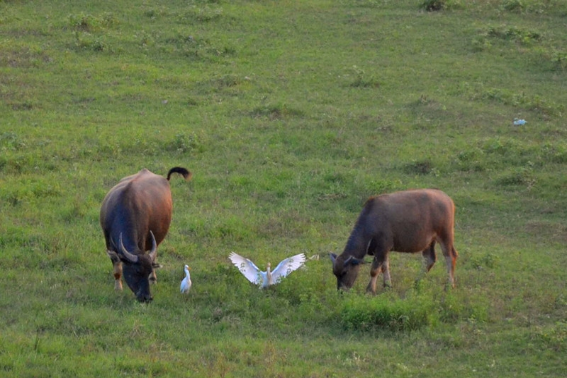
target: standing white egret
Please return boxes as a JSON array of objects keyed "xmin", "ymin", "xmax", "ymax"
[
  {"xmin": 228, "ymin": 252, "xmax": 306, "ymax": 288},
  {"xmin": 180, "ymin": 265, "xmax": 192, "ymax": 294}
]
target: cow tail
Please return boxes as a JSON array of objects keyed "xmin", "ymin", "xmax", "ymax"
[{"xmin": 167, "ymin": 167, "xmax": 192, "ymax": 181}]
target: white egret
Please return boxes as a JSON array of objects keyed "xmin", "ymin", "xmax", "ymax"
[
  {"xmin": 180, "ymin": 265, "xmax": 192, "ymax": 294},
  {"xmin": 228, "ymin": 252, "xmax": 306, "ymax": 288}
]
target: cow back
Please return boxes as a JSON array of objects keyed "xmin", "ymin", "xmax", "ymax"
[{"xmin": 362, "ymin": 189, "xmax": 455, "ymax": 253}]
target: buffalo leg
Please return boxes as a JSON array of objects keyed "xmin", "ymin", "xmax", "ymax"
[
  {"xmin": 149, "ymin": 256, "xmax": 160, "ymax": 284},
  {"xmin": 110, "ymin": 257, "xmax": 123, "ymax": 291}
]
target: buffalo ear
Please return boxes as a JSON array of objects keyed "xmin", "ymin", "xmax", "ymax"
[
  {"xmin": 107, "ymin": 250, "xmax": 120, "ymax": 262},
  {"xmin": 329, "ymin": 253, "xmax": 337, "ymax": 264},
  {"xmin": 108, "ymin": 249, "xmax": 129, "ymax": 264},
  {"xmin": 117, "ymin": 254, "xmax": 136, "ymax": 265}
]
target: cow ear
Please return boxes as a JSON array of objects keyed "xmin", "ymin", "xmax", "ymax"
[
  {"xmin": 329, "ymin": 253, "xmax": 337, "ymax": 264},
  {"xmin": 152, "ymin": 263, "xmax": 163, "ymax": 269}
]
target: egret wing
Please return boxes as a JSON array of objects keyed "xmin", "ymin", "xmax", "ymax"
[
  {"xmin": 229, "ymin": 252, "xmax": 262, "ymax": 285},
  {"xmin": 180, "ymin": 277, "xmax": 191, "ymax": 293},
  {"xmin": 271, "ymin": 253, "xmax": 307, "ymax": 283}
]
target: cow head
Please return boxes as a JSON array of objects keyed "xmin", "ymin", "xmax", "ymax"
[
  {"xmin": 330, "ymin": 253, "xmax": 363, "ymax": 291},
  {"xmin": 115, "ymin": 231, "xmax": 158, "ymax": 302}
]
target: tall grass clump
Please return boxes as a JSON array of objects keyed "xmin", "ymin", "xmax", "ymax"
[
  {"xmin": 338, "ymin": 286, "xmax": 491, "ymax": 333},
  {"xmin": 535, "ymin": 322, "xmax": 567, "ymax": 352},
  {"xmin": 501, "ymin": 0, "xmax": 560, "ymax": 14},
  {"xmin": 339, "ymin": 292, "xmax": 435, "ymax": 332},
  {"xmin": 348, "ymin": 65, "xmax": 381, "ymax": 88},
  {"xmin": 549, "ymin": 49, "xmax": 567, "ymax": 71},
  {"xmin": 68, "ymin": 12, "xmax": 118, "ymax": 32},
  {"xmin": 420, "ymin": 0, "xmax": 462, "ymax": 11}
]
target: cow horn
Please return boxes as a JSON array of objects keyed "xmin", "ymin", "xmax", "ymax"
[
  {"xmin": 148, "ymin": 230, "xmax": 157, "ymax": 261},
  {"xmin": 118, "ymin": 233, "xmax": 139, "ymax": 263},
  {"xmin": 344, "ymin": 256, "xmax": 363, "ymax": 266}
]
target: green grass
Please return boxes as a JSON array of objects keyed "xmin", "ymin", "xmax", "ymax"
[{"xmin": 1, "ymin": 0, "xmax": 567, "ymax": 376}]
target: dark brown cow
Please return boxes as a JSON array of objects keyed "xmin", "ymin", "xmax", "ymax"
[
  {"xmin": 100, "ymin": 167, "xmax": 191, "ymax": 302},
  {"xmin": 330, "ymin": 189, "xmax": 458, "ymax": 294}
]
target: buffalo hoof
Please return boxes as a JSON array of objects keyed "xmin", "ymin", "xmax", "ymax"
[{"xmin": 114, "ymin": 281, "xmax": 123, "ymax": 291}]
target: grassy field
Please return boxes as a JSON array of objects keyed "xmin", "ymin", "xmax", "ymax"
[{"xmin": 1, "ymin": 0, "xmax": 567, "ymax": 376}]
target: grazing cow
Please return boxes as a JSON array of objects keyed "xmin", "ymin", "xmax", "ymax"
[
  {"xmin": 330, "ymin": 189, "xmax": 458, "ymax": 294},
  {"xmin": 100, "ymin": 167, "xmax": 191, "ymax": 302}
]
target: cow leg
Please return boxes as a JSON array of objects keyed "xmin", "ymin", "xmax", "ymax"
[
  {"xmin": 367, "ymin": 251, "xmax": 390, "ymax": 294},
  {"xmin": 415, "ymin": 241, "xmax": 436, "ymax": 288},
  {"xmin": 438, "ymin": 236, "xmax": 458, "ymax": 289},
  {"xmin": 382, "ymin": 254, "xmax": 391, "ymax": 288},
  {"xmin": 422, "ymin": 240, "xmax": 436, "ymax": 273},
  {"xmin": 366, "ymin": 257, "xmax": 382, "ymax": 295}
]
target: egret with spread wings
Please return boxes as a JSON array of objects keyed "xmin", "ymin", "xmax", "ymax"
[{"xmin": 228, "ymin": 252, "xmax": 306, "ymax": 288}]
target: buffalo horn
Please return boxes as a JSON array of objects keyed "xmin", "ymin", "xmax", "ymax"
[
  {"xmin": 148, "ymin": 230, "xmax": 157, "ymax": 262},
  {"xmin": 118, "ymin": 233, "xmax": 139, "ymax": 263}
]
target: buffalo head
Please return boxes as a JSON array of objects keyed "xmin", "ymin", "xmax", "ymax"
[
  {"xmin": 330, "ymin": 253, "xmax": 364, "ymax": 291},
  {"xmin": 109, "ymin": 231, "xmax": 158, "ymax": 302}
]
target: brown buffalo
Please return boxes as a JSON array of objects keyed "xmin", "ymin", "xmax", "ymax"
[
  {"xmin": 330, "ymin": 189, "xmax": 458, "ymax": 294},
  {"xmin": 100, "ymin": 167, "xmax": 191, "ymax": 302}
]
